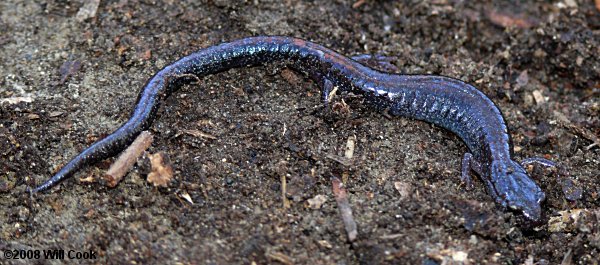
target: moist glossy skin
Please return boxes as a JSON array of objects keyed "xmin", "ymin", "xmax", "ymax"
[{"xmin": 31, "ymin": 36, "xmax": 546, "ymax": 221}]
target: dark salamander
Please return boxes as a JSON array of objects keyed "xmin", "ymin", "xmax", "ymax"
[{"xmin": 32, "ymin": 36, "xmax": 555, "ymax": 222}]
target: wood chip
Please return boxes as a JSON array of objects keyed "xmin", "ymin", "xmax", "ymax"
[
  {"xmin": 48, "ymin": 111, "xmax": 65, "ymax": 118},
  {"xmin": 103, "ymin": 131, "xmax": 153, "ymax": 187},
  {"xmin": 487, "ymin": 10, "xmax": 535, "ymax": 29},
  {"xmin": 532, "ymin": 90, "xmax": 546, "ymax": 105},
  {"xmin": 281, "ymin": 174, "xmax": 291, "ymax": 208},
  {"xmin": 342, "ymin": 135, "xmax": 356, "ymax": 184},
  {"xmin": 379, "ymin": 233, "xmax": 404, "ymax": 240},
  {"xmin": 59, "ymin": 60, "xmax": 82, "ymax": 84},
  {"xmin": 0, "ymin": 96, "xmax": 33, "ymax": 104},
  {"xmin": 178, "ymin": 191, "xmax": 194, "ymax": 204},
  {"xmin": 147, "ymin": 152, "xmax": 174, "ymax": 187},
  {"xmin": 344, "ymin": 135, "xmax": 356, "ymax": 160},
  {"xmin": 317, "ymin": 240, "xmax": 333, "ymax": 249},
  {"xmin": 331, "ymin": 176, "xmax": 357, "ymax": 242},
  {"xmin": 75, "ymin": 0, "xmax": 100, "ymax": 22}
]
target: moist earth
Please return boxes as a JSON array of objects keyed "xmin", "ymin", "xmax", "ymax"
[{"xmin": 1, "ymin": 1, "xmax": 599, "ymax": 264}]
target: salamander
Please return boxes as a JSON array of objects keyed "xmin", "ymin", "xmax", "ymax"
[{"xmin": 31, "ymin": 36, "xmax": 554, "ymax": 222}]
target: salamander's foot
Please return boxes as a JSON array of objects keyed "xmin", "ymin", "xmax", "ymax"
[
  {"xmin": 351, "ymin": 54, "xmax": 400, "ymax": 73},
  {"xmin": 321, "ymin": 78, "xmax": 334, "ymax": 105},
  {"xmin": 461, "ymin": 153, "xmax": 481, "ymax": 190},
  {"xmin": 521, "ymin": 157, "xmax": 556, "ymax": 168}
]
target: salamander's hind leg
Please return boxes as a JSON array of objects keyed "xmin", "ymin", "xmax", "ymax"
[
  {"xmin": 461, "ymin": 153, "xmax": 482, "ymax": 190},
  {"xmin": 351, "ymin": 54, "xmax": 399, "ymax": 73},
  {"xmin": 321, "ymin": 78, "xmax": 334, "ymax": 104},
  {"xmin": 307, "ymin": 71, "xmax": 334, "ymax": 105}
]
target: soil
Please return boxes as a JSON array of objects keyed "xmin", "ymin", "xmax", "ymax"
[{"xmin": 1, "ymin": 1, "xmax": 599, "ymax": 264}]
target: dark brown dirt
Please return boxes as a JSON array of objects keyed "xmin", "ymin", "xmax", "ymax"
[{"xmin": 1, "ymin": 1, "xmax": 599, "ymax": 264}]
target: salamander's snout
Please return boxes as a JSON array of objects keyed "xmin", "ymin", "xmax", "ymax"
[
  {"xmin": 491, "ymin": 160, "xmax": 546, "ymax": 222},
  {"xmin": 508, "ymin": 189, "xmax": 545, "ymax": 222}
]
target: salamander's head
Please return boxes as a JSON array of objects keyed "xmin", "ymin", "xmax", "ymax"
[{"xmin": 490, "ymin": 160, "xmax": 545, "ymax": 222}]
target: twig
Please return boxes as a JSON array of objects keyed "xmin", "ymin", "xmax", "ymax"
[
  {"xmin": 554, "ymin": 110, "xmax": 599, "ymax": 150},
  {"xmin": 352, "ymin": 0, "xmax": 366, "ymax": 9},
  {"xmin": 282, "ymin": 174, "xmax": 290, "ymax": 208},
  {"xmin": 183, "ymin": 129, "xmax": 217, "ymax": 140},
  {"xmin": 325, "ymin": 154, "xmax": 352, "ymax": 167},
  {"xmin": 266, "ymin": 251, "xmax": 293, "ymax": 265},
  {"xmin": 103, "ymin": 131, "xmax": 153, "ymax": 187},
  {"xmin": 331, "ymin": 176, "xmax": 357, "ymax": 242}
]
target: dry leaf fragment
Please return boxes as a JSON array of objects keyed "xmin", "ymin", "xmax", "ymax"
[
  {"xmin": 394, "ymin": 181, "xmax": 413, "ymax": 200},
  {"xmin": 147, "ymin": 152, "xmax": 174, "ymax": 187},
  {"xmin": 306, "ymin": 195, "xmax": 327, "ymax": 209},
  {"xmin": 548, "ymin": 209, "xmax": 590, "ymax": 232}
]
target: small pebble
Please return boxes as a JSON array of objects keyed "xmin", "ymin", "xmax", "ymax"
[{"xmin": 561, "ymin": 178, "xmax": 583, "ymax": 201}]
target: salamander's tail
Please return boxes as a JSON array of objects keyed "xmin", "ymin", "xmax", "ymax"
[{"xmin": 29, "ymin": 161, "xmax": 76, "ymax": 193}]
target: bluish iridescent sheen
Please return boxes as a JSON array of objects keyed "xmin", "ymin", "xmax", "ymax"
[{"xmin": 32, "ymin": 37, "xmax": 545, "ymax": 221}]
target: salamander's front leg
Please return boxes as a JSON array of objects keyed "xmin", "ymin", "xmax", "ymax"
[
  {"xmin": 461, "ymin": 153, "xmax": 482, "ymax": 190},
  {"xmin": 521, "ymin": 157, "xmax": 556, "ymax": 168}
]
